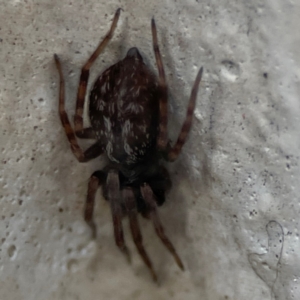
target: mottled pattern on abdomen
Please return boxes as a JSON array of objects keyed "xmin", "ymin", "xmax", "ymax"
[{"xmin": 89, "ymin": 52, "xmax": 160, "ymax": 165}]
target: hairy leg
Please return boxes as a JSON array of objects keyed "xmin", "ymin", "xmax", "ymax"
[
  {"xmin": 107, "ymin": 170, "xmax": 130, "ymax": 262},
  {"xmin": 54, "ymin": 55, "xmax": 103, "ymax": 162},
  {"xmin": 141, "ymin": 183, "xmax": 184, "ymax": 270},
  {"xmin": 74, "ymin": 9, "xmax": 121, "ymax": 137},
  {"xmin": 167, "ymin": 67, "xmax": 203, "ymax": 161},
  {"xmin": 151, "ymin": 18, "xmax": 168, "ymax": 150},
  {"xmin": 151, "ymin": 18, "xmax": 203, "ymax": 159},
  {"xmin": 84, "ymin": 171, "xmax": 106, "ymax": 238},
  {"xmin": 122, "ymin": 187, "xmax": 157, "ymax": 281}
]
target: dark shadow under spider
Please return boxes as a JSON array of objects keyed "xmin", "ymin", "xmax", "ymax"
[{"xmin": 54, "ymin": 8, "xmax": 203, "ymax": 281}]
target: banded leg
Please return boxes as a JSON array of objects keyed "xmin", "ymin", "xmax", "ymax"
[
  {"xmin": 122, "ymin": 188, "xmax": 157, "ymax": 281},
  {"xmin": 107, "ymin": 170, "xmax": 130, "ymax": 262},
  {"xmin": 54, "ymin": 55, "xmax": 104, "ymax": 162},
  {"xmin": 84, "ymin": 171, "xmax": 106, "ymax": 238},
  {"xmin": 167, "ymin": 67, "xmax": 203, "ymax": 161},
  {"xmin": 141, "ymin": 183, "xmax": 184, "ymax": 270},
  {"xmin": 74, "ymin": 8, "xmax": 121, "ymax": 137},
  {"xmin": 151, "ymin": 18, "xmax": 203, "ymax": 158},
  {"xmin": 151, "ymin": 18, "xmax": 168, "ymax": 150}
]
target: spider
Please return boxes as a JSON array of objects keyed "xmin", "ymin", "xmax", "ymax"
[{"xmin": 54, "ymin": 8, "xmax": 203, "ymax": 281}]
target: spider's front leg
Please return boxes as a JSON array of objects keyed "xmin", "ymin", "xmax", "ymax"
[
  {"xmin": 106, "ymin": 170, "xmax": 130, "ymax": 262},
  {"xmin": 123, "ymin": 188, "xmax": 157, "ymax": 281},
  {"xmin": 84, "ymin": 171, "xmax": 106, "ymax": 238},
  {"xmin": 141, "ymin": 183, "xmax": 184, "ymax": 270}
]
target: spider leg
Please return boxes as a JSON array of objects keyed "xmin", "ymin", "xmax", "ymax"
[
  {"xmin": 75, "ymin": 128, "xmax": 96, "ymax": 139},
  {"xmin": 151, "ymin": 18, "xmax": 168, "ymax": 150},
  {"xmin": 74, "ymin": 8, "xmax": 121, "ymax": 138},
  {"xmin": 54, "ymin": 55, "xmax": 103, "ymax": 162},
  {"xmin": 140, "ymin": 183, "xmax": 184, "ymax": 270},
  {"xmin": 122, "ymin": 188, "xmax": 157, "ymax": 281},
  {"xmin": 107, "ymin": 170, "xmax": 130, "ymax": 262},
  {"xmin": 84, "ymin": 171, "xmax": 106, "ymax": 238},
  {"xmin": 167, "ymin": 67, "xmax": 203, "ymax": 161}
]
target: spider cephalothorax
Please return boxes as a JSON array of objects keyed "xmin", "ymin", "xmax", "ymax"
[{"xmin": 54, "ymin": 8, "xmax": 203, "ymax": 281}]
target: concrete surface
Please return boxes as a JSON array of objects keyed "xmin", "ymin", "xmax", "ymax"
[{"xmin": 0, "ymin": 0, "xmax": 299, "ymax": 299}]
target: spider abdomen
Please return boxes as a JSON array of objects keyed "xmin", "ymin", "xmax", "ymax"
[{"xmin": 89, "ymin": 47, "xmax": 160, "ymax": 165}]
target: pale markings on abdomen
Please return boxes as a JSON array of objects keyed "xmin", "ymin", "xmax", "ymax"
[
  {"xmin": 125, "ymin": 102, "xmax": 144, "ymax": 114},
  {"xmin": 122, "ymin": 119, "xmax": 132, "ymax": 138},
  {"xmin": 135, "ymin": 86, "xmax": 141, "ymax": 96},
  {"xmin": 106, "ymin": 141, "xmax": 119, "ymax": 163},
  {"xmin": 124, "ymin": 141, "xmax": 133, "ymax": 155},
  {"xmin": 103, "ymin": 116, "xmax": 113, "ymax": 141},
  {"xmin": 96, "ymin": 100, "xmax": 106, "ymax": 111},
  {"xmin": 109, "ymin": 102, "xmax": 115, "ymax": 114},
  {"xmin": 101, "ymin": 84, "xmax": 106, "ymax": 94}
]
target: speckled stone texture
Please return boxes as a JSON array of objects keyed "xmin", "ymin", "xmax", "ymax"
[{"xmin": 1, "ymin": 0, "xmax": 300, "ymax": 299}]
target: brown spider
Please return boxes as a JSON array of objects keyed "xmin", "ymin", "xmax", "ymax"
[{"xmin": 54, "ymin": 8, "xmax": 203, "ymax": 281}]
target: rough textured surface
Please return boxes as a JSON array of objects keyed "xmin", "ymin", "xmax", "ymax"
[{"xmin": 1, "ymin": 0, "xmax": 299, "ymax": 299}]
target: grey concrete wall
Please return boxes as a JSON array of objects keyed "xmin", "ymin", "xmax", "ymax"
[{"xmin": 0, "ymin": 0, "xmax": 299, "ymax": 299}]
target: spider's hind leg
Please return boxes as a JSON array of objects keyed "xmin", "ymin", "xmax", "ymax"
[
  {"xmin": 151, "ymin": 18, "xmax": 203, "ymax": 160},
  {"xmin": 54, "ymin": 9, "xmax": 121, "ymax": 161},
  {"xmin": 167, "ymin": 67, "xmax": 203, "ymax": 161},
  {"xmin": 54, "ymin": 55, "xmax": 104, "ymax": 162},
  {"xmin": 74, "ymin": 8, "xmax": 121, "ymax": 137},
  {"xmin": 151, "ymin": 18, "xmax": 169, "ymax": 150}
]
